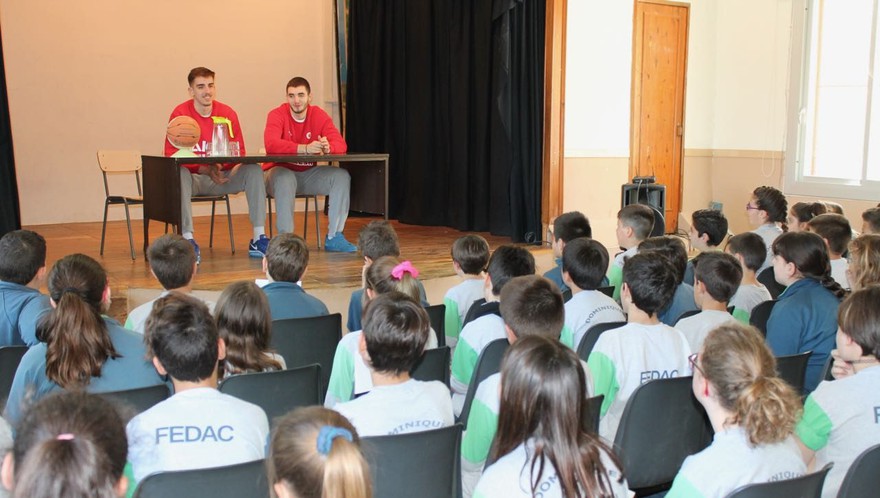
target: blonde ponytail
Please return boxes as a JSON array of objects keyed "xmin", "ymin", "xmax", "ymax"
[
  {"xmin": 734, "ymin": 375, "xmax": 801, "ymax": 445},
  {"xmin": 322, "ymin": 436, "xmax": 372, "ymax": 498}
]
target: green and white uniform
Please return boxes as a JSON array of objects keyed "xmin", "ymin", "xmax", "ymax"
[
  {"xmin": 606, "ymin": 246, "xmax": 638, "ymax": 302},
  {"xmin": 675, "ymin": 310, "xmax": 737, "ymax": 353},
  {"xmin": 729, "ymin": 284, "xmax": 771, "ymax": 324},
  {"xmin": 335, "ymin": 379, "xmax": 454, "ymax": 437},
  {"xmin": 443, "ymin": 278, "xmax": 485, "ymax": 350},
  {"xmin": 450, "ymin": 313, "xmax": 506, "ymax": 415},
  {"xmin": 562, "ymin": 289, "xmax": 625, "ymax": 351}
]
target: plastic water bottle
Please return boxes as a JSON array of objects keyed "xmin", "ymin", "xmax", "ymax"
[{"xmin": 211, "ymin": 122, "xmax": 229, "ymax": 157}]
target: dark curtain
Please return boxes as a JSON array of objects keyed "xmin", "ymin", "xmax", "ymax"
[
  {"xmin": 0, "ymin": 33, "xmax": 20, "ymax": 237},
  {"xmin": 346, "ymin": 0, "xmax": 544, "ymax": 241}
]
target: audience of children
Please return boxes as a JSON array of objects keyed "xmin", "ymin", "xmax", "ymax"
[
  {"xmin": 269, "ymin": 406, "xmax": 372, "ymax": 498},
  {"xmin": 796, "ymin": 286, "xmax": 880, "ymax": 498},
  {"xmin": 846, "ymin": 234, "xmax": 880, "ymax": 291},
  {"xmin": 4, "ymin": 254, "xmax": 162, "ymax": 425},
  {"xmin": 334, "ymin": 292, "xmax": 453, "ymax": 437},
  {"xmin": 215, "ymin": 281, "xmax": 286, "ymax": 379},
  {"xmin": 806, "ymin": 213, "xmax": 853, "ymax": 290},
  {"xmin": 125, "ymin": 234, "xmax": 204, "ymax": 333},
  {"xmin": 639, "ymin": 235, "xmax": 698, "ymax": 326},
  {"xmin": 559, "ymin": 238, "xmax": 625, "ymax": 350},
  {"xmin": 766, "ymin": 231, "xmax": 845, "ymax": 393},
  {"xmin": 127, "ymin": 292, "xmax": 269, "ymax": 483},
  {"xmin": 787, "ymin": 201, "xmax": 827, "ymax": 232},
  {"xmin": 675, "ymin": 252, "xmax": 742, "ymax": 352},
  {"xmin": 261, "ymin": 233, "xmax": 329, "ymax": 320},
  {"xmin": 543, "ymin": 211, "xmax": 593, "ymax": 294},
  {"xmin": 860, "ymin": 206, "xmax": 880, "ymax": 235},
  {"xmin": 588, "ymin": 252, "xmax": 691, "ymax": 441},
  {"xmin": 0, "ymin": 230, "xmax": 50, "ymax": 347},
  {"xmin": 725, "ymin": 232, "xmax": 772, "ymax": 324},
  {"xmin": 1, "ymin": 392, "xmax": 129, "ymax": 498},
  {"xmin": 667, "ymin": 323, "xmax": 806, "ymax": 497},
  {"xmin": 443, "ymin": 235, "xmax": 490, "ymax": 349},
  {"xmin": 684, "ymin": 208, "xmax": 729, "ymax": 286},
  {"xmin": 747, "ymin": 186, "xmax": 788, "ymax": 272},
  {"xmin": 607, "ymin": 203, "xmax": 654, "ymax": 301}
]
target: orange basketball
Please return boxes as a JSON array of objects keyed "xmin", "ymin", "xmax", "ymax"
[{"xmin": 166, "ymin": 116, "xmax": 201, "ymax": 148}]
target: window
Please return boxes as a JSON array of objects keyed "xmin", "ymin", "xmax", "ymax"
[{"xmin": 785, "ymin": 0, "xmax": 880, "ymax": 200}]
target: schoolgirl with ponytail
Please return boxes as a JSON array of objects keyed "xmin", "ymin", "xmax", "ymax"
[
  {"xmin": 269, "ymin": 406, "xmax": 371, "ymax": 498},
  {"xmin": 746, "ymin": 186, "xmax": 788, "ymax": 271},
  {"xmin": 765, "ymin": 232, "xmax": 844, "ymax": 393},
  {"xmin": 787, "ymin": 201, "xmax": 828, "ymax": 232},
  {"xmin": 667, "ymin": 323, "xmax": 805, "ymax": 498},
  {"xmin": 3, "ymin": 254, "xmax": 162, "ymax": 424}
]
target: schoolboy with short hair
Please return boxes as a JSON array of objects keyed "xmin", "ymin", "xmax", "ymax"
[
  {"xmin": 725, "ymin": 232, "xmax": 772, "ymax": 324},
  {"xmin": 560, "ymin": 238, "xmax": 625, "ymax": 350},
  {"xmin": 126, "ymin": 293, "xmax": 269, "ymax": 483},
  {"xmin": 0, "ymin": 230, "xmax": 50, "ymax": 346},
  {"xmin": 261, "ymin": 233, "xmax": 328, "ymax": 320},
  {"xmin": 125, "ymin": 234, "xmax": 204, "ymax": 333},
  {"xmin": 544, "ymin": 211, "xmax": 592, "ymax": 294},
  {"xmin": 639, "ymin": 235, "xmax": 698, "ymax": 326},
  {"xmin": 808, "ymin": 213, "xmax": 853, "ymax": 290},
  {"xmin": 450, "ymin": 245, "xmax": 535, "ymax": 415},
  {"xmin": 588, "ymin": 253, "xmax": 691, "ymax": 441},
  {"xmin": 675, "ymin": 252, "xmax": 742, "ymax": 352},
  {"xmin": 684, "ymin": 209, "xmax": 729, "ymax": 286},
  {"xmin": 861, "ymin": 207, "xmax": 880, "ymax": 235},
  {"xmin": 334, "ymin": 292, "xmax": 454, "ymax": 437},
  {"xmin": 607, "ymin": 204, "xmax": 655, "ymax": 301},
  {"xmin": 443, "ymin": 235, "xmax": 490, "ymax": 349}
]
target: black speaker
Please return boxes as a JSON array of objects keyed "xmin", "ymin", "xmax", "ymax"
[{"xmin": 621, "ymin": 183, "xmax": 667, "ymax": 236}]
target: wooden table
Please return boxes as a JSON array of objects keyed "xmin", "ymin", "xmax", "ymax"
[{"xmin": 141, "ymin": 153, "xmax": 389, "ymax": 253}]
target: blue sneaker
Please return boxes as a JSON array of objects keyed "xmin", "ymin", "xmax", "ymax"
[
  {"xmin": 249, "ymin": 234, "xmax": 270, "ymax": 258},
  {"xmin": 324, "ymin": 232, "xmax": 357, "ymax": 253},
  {"xmin": 188, "ymin": 238, "xmax": 201, "ymax": 265}
]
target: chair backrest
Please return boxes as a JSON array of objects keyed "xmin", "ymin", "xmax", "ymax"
[
  {"xmin": 425, "ymin": 303, "xmax": 447, "ymax": 347},
  {"xmin": 576, "ymin": 321, "xmax": 627, "ymax": 362},
  {"xmin": 775, "ymin": 351, "xmax": 813, "ymax": 395},
  {"xmin": 219, "ymin": 364, "xmax": 321, "ymax": 424},
  {"xmin": 271, "ymin": 313, "xmax": 342, "ymax": 400},
  {"xmin": 0, "ymin": 345, "xmax": 28, "ymax": 412},
  {"xmin": 459, "ymin": 339, "xmax": 510, "ymax": 427},
  {"xmin": 411, "ymin": 346, "xmax": 451, "ymax": 387},
  {"xmin": 757, "ymin": 267, "xmax": 787, "ymax": 299},
  {"xmin": 562, "ymin": 288, "xmax": 573, "ymax": 302},
  {"xmin": 837, "ymin": 443, "xmax": 880, "ymax": 498},
  {"xmin": 101, "ymin": 384, "xmax": 170, "ymax": 415},
  {"xmin": 362, "ymin": 424, "xmax": 463, "ymax": 498},
  {"xmin": 650, "ymin": 205, "xmax": 666, "ymax": 237},
  {"xmin": 97, "ymin": 150, "xmax": 142, "ymax": 197},
  {"xmin": 132, "ymin": 458, "xmax": 269, "ymax": 498},
  {"xmin": 613, "ymin": 376, "xmax": 713, "ymax": 491},
  {"xmin": 675, "ymin": 309, "xmax": 701, "ymax": 325},
  {"xmin": 820, "ymin": 353, "xmax": 835, "ymax": 382},
  {"xmin": 726, "ymin": 463, "xmax": 832, "ymax": 498},
  {"xmin": 597, "ymin": 285, "xmax": 615, "ymax": 298},
  {"xmin": 749, "ymin": 299, "xmax": 778, "ymax": 337},
  {"xmin": 462, "ymin": 300, "xmax": 500, "ymax": 328},
  {"xmin": 583, "ymin": 394, "xmax": 604, "ymax": 434}
]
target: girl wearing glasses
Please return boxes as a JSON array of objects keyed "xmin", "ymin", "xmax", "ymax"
[{"xmin": 745, "ymin": 185, "xmax": 788, "ymax": 272}]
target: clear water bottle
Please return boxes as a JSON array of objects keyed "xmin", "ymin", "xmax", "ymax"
[{"xmin": 211, "ymin": 122, "xmax": 229, "ymax": 157}]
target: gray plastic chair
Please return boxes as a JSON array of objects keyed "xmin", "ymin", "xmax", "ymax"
[
  {"xmin": 725, "ymin": 463, "xmax": 832, "ymax": 498},
  {"xmin": 132, "ymin": 458, "xmax": 268, "ymax": 498},
  {"xmin": 219, "ymin": 364, "xmax": 320, "ymax": 424},
  {"xmin": 271, "ymin": 313, "xmax": 342, "ymax": 400},
  {"xmin": 458, "ymin": 339, "xmax": 509, "ymax": 427}
]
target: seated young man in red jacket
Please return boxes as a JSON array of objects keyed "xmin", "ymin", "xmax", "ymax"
[{"xmin": 263, "ymin": 77, "xmax": 356, "ymax": 252}]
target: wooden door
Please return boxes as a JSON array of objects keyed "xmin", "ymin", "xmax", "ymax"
[{"xmin": 631, "ymin": 0, "xmax": 689, "ymax": 233}]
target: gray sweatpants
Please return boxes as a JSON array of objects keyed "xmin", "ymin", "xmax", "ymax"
[
  {"xmin": 265, "ymin": 166, "xmax": 350, "ymax": 235},
  {"xmin": 179, "ymin": 163, "xmax": 267, "ymax": 235}
]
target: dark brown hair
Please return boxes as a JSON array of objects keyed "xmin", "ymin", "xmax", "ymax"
[
  {"xmin": 498, "ymin": 276, "xmax": 564, "ymax": 340},
  {"xmin": 838, "ymin": 286, "xmax": 880, "ymax": 359},
  {"xmin": 753, "ymin": 186, "xmax": 788, "ymax": 231},
  {"xmin": 266, "ymin": 233, "xmax": 309, "ymax": 282},
  {"xmin": 725, "ymin": 232, "xmax": 767, "ymax": 273},
  {"xmin": 485, "ymin": 245, "xmax": 535, "ymax": 296},
  {"xmin": 147, "ymin": 234, "xmax": 196, "ymax": 290},
  {"xmin": 691, "ymin": 209, "xmax": 729, "ymax": 247},
  {"xmin": 807, "ymin": 213, "xmax": 852, "ymax": 256},
  {"xmin": 617, "ymin": 204, "xmax": 655, "ymax": 241},
  {"xmin": 0, "ymin": 229, "xmax": 46, "ymax": 285},
  {"xmin": 561, "ymin": 238, "xmax": 609, "ymax": 291},
  {"xmin": 187, "ymin": 67, "xmax": 215, "ymax": 85},
  {"xmin": 772, "ymin": 231, "xmax": 846, "ymax": 299},
  {"xmin": 790, "ymin": 201, "xmax": 827, "ymax": 226},
  {"xmin": 357, "ymin": 221, "xmax": 400, "ymax": 260},
  {"xmin": 145, "ymin": 293, "xmax": 218, "ymax": 382},
  {"xmin": 286, "ymin": 77, "xmax": 311, "ymax": 95},
  {"xmin": 362, "ymin": 292, "xmax": 430, "ymax": 375},
  {"xmin": 622, "ymin": 253, "xmax": 677, "ymax": 315},
  {"xmin": 451, "ymin": 235, "xmax": 490, "ymax": 275},
  {"xmin": 639, "ymin": 235, "xmax": 688, "ymax": 284},
  {"xmin": 215, "ymin": 281, "xmax": 282, "ymax": 376},
  {"xmin": 861, "ymin": 207, "xmax": 880, "ymax": 234},
  {"xmin": 553, "ymin": 211, "xmax": 592, "ymax": 243},
  {"xmin": 692, "ymin": 252, "xmax": 743, "ymax": 303}
]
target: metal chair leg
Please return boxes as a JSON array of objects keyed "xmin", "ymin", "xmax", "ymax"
[
  {"xmin": 123, "ymin": 201, "xmax": 136, "ymax": 260},
  {"xmin": 303, "ymin": 196, "xmax": 309, "ymax": 243},
  {"xmin": 313, "ymin": 196, "xmax": 321, "ymax": 249},
  {"xmin": 225, "ymin": 195, "xmax": 235, "ymax": 254},
  {"xmin": 267, "ymin": 196, "xmax": 274, "ymax": 238},
  {"xmin": 209, "ymin": 200, "xmax": 217, "ymax": 248},
  {"xmin": 100, "ymin": 200, "xmax": 110, "ymax": 255}
]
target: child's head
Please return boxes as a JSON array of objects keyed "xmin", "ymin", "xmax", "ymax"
[
  {"xmin": 638, "ymin": 236, "xmax": 688, "ymax": 285},
  {"xmin": 498, "ymin": 275, "xmax": 564, "ymax": 341},
  {"xmin": 145, "ymin": 292, "xmax": 220, "ymax": 383},
  {"xmin": 822, "ymin": 200, "xmax": 844, "ymax": 215},
  {"xmin": 621, "ymin": 253, "xmax": 677, "ymax": 316},
  {"xmin": 692, "ymin": 252, "xmax": 743, "ymax": 307},
  {"xmin": 0, "ymin": 230, "xmax": 46, "ymax": 286},
  {"xmin": 214, "ymin": 281, "xmax": 282, "ymax": 375},
  {"xmin": 146, "ymin": 234, "xmax": 197, "ymax": 290},
  {"xmin": 837, "ymin": 286, "xmax": 880, "ymax": 360},
  {"xmin": 747, "ymin": 186, "xmax": 788, "ymax": 229},
  {"xmin": 787, "ymin": 202, "xmax": 827, "ymax": 232},
  {"xmin": 847, "ymin": 235, "xmax": 880, "ymax": 291},
  {"xmin": 357, "ymin": 221, "xmax": 400, "ymax": 262},
  {"xmin": 616, "ymin": 204, "xmax": 655, "ymax": 248},
  {"xmin": 269, "ymin": 406, "xmax": 371, "ymax": 498},
  {"xmin": 364, "ymin": 256, "xmax": 421, "ymax": 302},
  {"xmin": 561, "ymin": 238, "xmax": 609, "ymax": 291},
  {"xmin": 451, "ymin": 235, "xmax": 489, "ymax": 276},
  {"xmin": 2, "ymin": 392, "xmax": 127, "ymax": 498},
  {"xmin": 361, "ymin": 292, "xmax": 430, "ymax": 375},
  {"xmin": 771, "ymin": 231, "xmax": 845, "ymax": 298},
  {"xmin": 689, "ymin": 209, "xmax": 728, "ymax": 251},
  {"xmin": 696, "ymin": 323, "xmax": 800, "ymax": 446},
  {"xmin": 861, "ymin": 207, "xmax": 880, "ymax": 235},
  {"xmin": 725, "ymin": 232, "xmax": 767, "ymax": 275},
  {"xmin": 265, "ymin": 234, "xmax": 309, "ymax": 283},
  {"xmin": 485, "ymin": 245, "xmax": 535, "ymax": 297},
  {"xmin": 807, "ymin": 213, "xmax": 852, "ymax": 258},
  {"xmin": 550, "ymin": 211, "xmax": 592, "ymax": 257}
]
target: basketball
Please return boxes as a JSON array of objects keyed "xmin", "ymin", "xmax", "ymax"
[{"xmin": 166, "ymin": 116, "xmax": 201, "ymax": 148}]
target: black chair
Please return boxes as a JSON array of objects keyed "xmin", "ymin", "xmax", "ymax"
[
  {"xmin": 219, "ymin": 364, "xmax": 321, "ymax": 424},
  {"xmin": 267, "ymin": 193, "xmax": 322, "ymax": 248},
  {"xmin": 462, "ymin": 300, "xmax": 500, "ymax": 328},
  {"xmin": 749, "ymin": 300, "xmax": 778, "ymax": 337},
  {"xmin": 649, "ymin": 205, "xmax": 666, "ymax": 237},
  {"xmin": 411, "ymin": 346, "xmax": 451, "ymax": 387},
  {"xmin": 425, "ymin": 303, "xmax": 447, "ymax": 347},
  {"xmin": 613, "ymin": 376, "xmax": 713, "ymax": 496},
  {"xmin": 757, "ymin": 267, "xmax": 786, "ymax": 299},
  {"xmin": 458, "ymin": 339, "xmax": 509, "ymax": 427},
  {"xmin": 583, "ymin": 394, "xmax": 604, "ymax": 434},
  {"xmin": 101, "ymin": 384, "xmax": 170, "ymax": 415},
  {"xmin": 775, "ymin": 351, "xmax": 812, "ymax": 395},
  {"xmin": 726, "ymin": 463, "xmax": 832, "ymax": 498},
  {"xmin": 562, "ymin": 288, "xmax": 573, "ymax": 302},
  {"xmin": 271, "ymin": 313, "xmax": 342, "ymax": 400},
  {"xmin": 820, "ymin": 354, "xmax": 835, "ymax": 382},
  {"xmin": 0, "ymin": 345, "xmax": 28, "ymax": 412},
  {"xmin": 598, "ymin": 286, "xmax": 615, "ymax": 298},
  {"xmin": 362, "ymin": 424, "xmax": 463, "ymax": 498},
  {"xmin": 576, "ymin": 321, "xmax": 627, "ymax": 362},
  {"xmin": 838, "ymin": 443, "xmax": 880, "ymax": 498},
  {"xmin": 132, "ymin": 458, "xmax": 269, "ymax": 498},
  {"xmin": 675, "ymin": 309, "xmax": 701, "ymax": 324}
]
